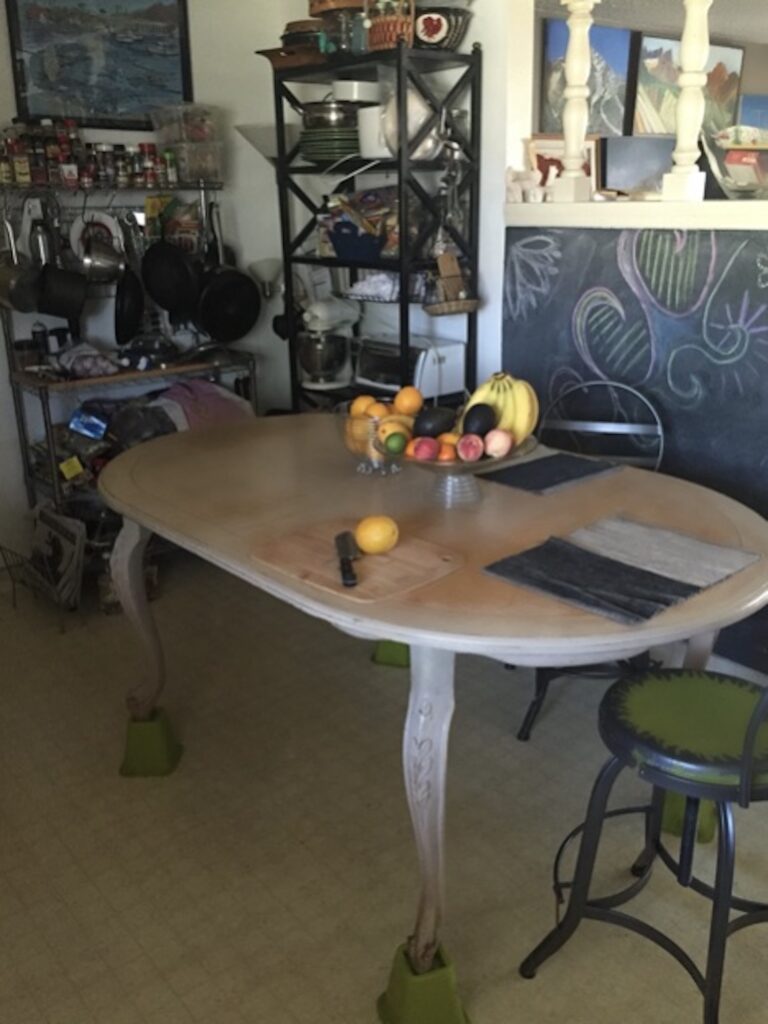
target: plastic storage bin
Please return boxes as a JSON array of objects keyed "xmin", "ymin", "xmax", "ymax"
[
  {"xmin": 171, "ymin": 142, "xmax": 224, "ymax": 184},
  {"xmin": 151, "ymin": 103, "xmax": 220, "ymax": 145}
]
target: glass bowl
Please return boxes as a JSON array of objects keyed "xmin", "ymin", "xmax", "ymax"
[
  {"xmin": 702, "ymin": 128, "xmax": 768, "ymax": 200},
  {"xmin": 336, "ymin": 401, "xmax": 405, "ymax": 475}
]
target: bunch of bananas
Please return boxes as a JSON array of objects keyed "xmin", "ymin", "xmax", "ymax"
[{"xmin": 461, "ymin": 371, "xmax": 540, "ymax": 442}]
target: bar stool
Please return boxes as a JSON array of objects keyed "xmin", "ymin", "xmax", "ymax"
[{"xmin": 520, "ymin": 668, "xmax": 768, "ymax": 1024}]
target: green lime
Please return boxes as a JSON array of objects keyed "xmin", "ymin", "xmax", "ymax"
[{"xmin": 384, "ymin": 432, "xmax": 408, "ymax": 455}]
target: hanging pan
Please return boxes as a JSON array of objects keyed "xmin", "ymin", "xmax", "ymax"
[
  {"xmin": 141, "ymin": 238, "xmax": 201, "ymax": 323},
  {"xmin": 195, "ymin": 203, "xmax": 261, "ymax": 344},
  {"xmin": 114, "ymin": 268, "xmax": 145, "ymax": 346}
]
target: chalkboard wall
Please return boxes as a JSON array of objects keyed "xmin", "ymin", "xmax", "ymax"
[{"xmin": 502, "ymin": 227, "xmax": 768, "ymax": 517}]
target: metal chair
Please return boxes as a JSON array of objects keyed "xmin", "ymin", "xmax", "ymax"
[
  {"xmin": 520, "ymin": 667, "xmax": 768, "ymax": 1024},
  {"xmin": 514, "ymin": 379, "xmax": 665, "ymax": 741}
]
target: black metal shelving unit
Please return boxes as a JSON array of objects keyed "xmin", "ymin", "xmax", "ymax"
[{"xmin": 270, "ymin": 42, "xmax": 482, "ymax": 410}]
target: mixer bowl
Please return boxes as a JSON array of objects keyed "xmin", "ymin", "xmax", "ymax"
[{"xmin": 297, "ymin": 330, "xmax": 348, "ymax": 382}]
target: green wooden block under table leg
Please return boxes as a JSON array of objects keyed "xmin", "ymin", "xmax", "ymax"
[
  {"xmin": 373, "ymin": 641, "xmax": 411, "ymax": 668},
  {"xmin": 377, "ymin": 945, "xmax": 469, "ymax": 1024},
  {"xmin": 120, "ymin": 708, "xmax": 183, "ymax": 777}
]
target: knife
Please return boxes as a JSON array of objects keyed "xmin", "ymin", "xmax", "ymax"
[{"xmin": 335, "ymin": 531, "xmax": 360, "ymax": 588}]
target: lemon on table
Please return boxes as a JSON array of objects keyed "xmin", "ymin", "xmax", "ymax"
[{"xmin": 354, "ymin": 515, "xmax": 399, "ymax": 555}]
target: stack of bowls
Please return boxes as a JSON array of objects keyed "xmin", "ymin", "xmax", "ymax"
[{"xmin": 300, "ymin": 96, "xmax": 360, "ymax": 165}]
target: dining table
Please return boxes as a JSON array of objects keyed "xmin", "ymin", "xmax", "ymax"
[{"xmin": 99, "ymin": 412, "xmax": 768, "ymax": 1024}]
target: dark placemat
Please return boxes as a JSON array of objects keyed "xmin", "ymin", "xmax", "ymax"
[
  {"xmin": 482, "ymin": 452, "xmax": 618, "ymax": 493},
  {"xmin": 485, "ymin": 536, "xmax": 700, "ymax": 625}
]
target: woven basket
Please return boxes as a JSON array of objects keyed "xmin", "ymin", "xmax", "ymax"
[
  {"xmin": 309, "ymin": 0, "xmax": 363, "ymax": 13},
  {"xmin": 368, "ymin": 14, "xmax": 414, "ymax": 51}
]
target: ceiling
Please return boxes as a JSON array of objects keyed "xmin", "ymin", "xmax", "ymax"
[{"xmin": 535, "ymin": 0, "xmax": 768, "ymax": 46}]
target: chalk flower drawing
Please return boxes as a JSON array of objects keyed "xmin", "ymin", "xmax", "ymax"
[
  {"xmin": 757, "ymin": 253, "xmax": 768, "ymax": 289},
  {"xmin": 504, "ymin": 235, "xmax": 562, "ymax": 321},
  {"xmin": 667, "ymin": 241, "xmax": 768, "ymax": 404}
]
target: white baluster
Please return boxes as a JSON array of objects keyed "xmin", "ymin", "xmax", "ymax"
[
  {"xmin": 550, "ymin": 0, "xmax": 599, "ymax": 203},
  {"xmin": 662, "ymin": 0, "xmax": 713, "ymax": 201}
]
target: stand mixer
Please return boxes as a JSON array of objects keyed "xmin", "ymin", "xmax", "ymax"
[{"xmin": 298, "ymin": 297, "xmax": 360, "ymax": 389}]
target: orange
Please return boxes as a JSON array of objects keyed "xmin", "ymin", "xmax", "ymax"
[
  {"xmin": 350, "ymin": 394, "xmax": 377, "ymax": 417},
  {"xmin": 404, "ymin": 438, "xmax": 418, "ymax": 458},
  {"xmin": 393, "ymin": 385, "xmax": 424, "ymax": 416},
  {"xmin": 437, "ymin": 442, "xmax": 457, "ymax": 462},
  {"xmin": 437, "ymin": 432, "xmax": 461, "ymax": 446},
  {"xmin": 365, "ymin": 401, "xmax": 391, "ymax": 420},
  {"xmin": 354, "ymin": 515, "xmax": 399, "ymax": 555}
]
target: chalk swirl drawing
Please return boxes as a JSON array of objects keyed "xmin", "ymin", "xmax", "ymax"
[
  {"xmin": 667, "ymin": 241, "xmax": 768, "ymax": 405},
  {"xmin": 757, "ymin": 253, "xmax": 768, "ymax": 289},
  {"xmin": 504, "ymin": 235, "xmax": 562, "ymax": 321},
  {"xmin": 572, "ymin": 286, "xmax": 654, "ymax": 386},
  {"xmin": 618, "ymin": 229, "xmax": 717, "ymax": 318}
]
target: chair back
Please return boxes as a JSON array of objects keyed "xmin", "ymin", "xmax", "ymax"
[{"xmin": 538, "ymin": 380, "xmax": 664, "ymax": 471}]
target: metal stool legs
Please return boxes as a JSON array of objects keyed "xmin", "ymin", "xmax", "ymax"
[
  {"xmin": 520, "ymin": 755, "xmax": 624, "ymax": 978},
  {"xmin": 520, "ymin": 776, "xmax": 740, "ymax": 1024},
  {"xmin": 704, "ymin": 802, "xmax": 735, "ymax": 1024}
]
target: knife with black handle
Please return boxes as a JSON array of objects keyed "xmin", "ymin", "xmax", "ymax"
[{"xmin": 335, "ymin": 531, "xmax": 359, "ymax": 588}]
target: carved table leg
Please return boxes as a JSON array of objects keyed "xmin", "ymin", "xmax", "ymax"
[
  {"xmin": 404, "ymin": 645, "xmax": 456, "ymax": 975},
  {"xmin": 378, "ymin": 645, "xmax": 467, "ymax": 1024},
  {"xmin": 110, "ymin": 518, "xmax": 182, "ymax": 776},
  {"xmin": 662, "ymin": 629, "xmax": 720, "ymax": 842}
]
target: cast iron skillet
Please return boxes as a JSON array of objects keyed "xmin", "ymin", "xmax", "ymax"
[
  {"xmin": 141, "ymin": 240, "xmax": 201, "ymax": 323},
  {"xmin": 195, "ymin": 204, "xmax": 261, "ymax": 344},
  {"xmin": 114, "ymin": 267, "xmax": 145, "ymax": 346}
]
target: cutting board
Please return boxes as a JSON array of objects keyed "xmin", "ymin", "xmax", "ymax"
[{"xmin": 251, "ymin": 519, "xmax": 463, "ymax": 602}]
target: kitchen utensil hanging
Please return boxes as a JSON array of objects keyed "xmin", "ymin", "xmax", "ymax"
[{"xmin": 195, "ymin": 203, "xmax": 261, "ymax": 344}]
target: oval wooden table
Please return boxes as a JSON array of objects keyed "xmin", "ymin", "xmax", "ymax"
[{"xmin": 100, "ymin": 413, "xmax": 768, "ymax": 1022}]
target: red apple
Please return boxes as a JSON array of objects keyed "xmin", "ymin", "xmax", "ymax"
[
  {"xmin": 456, "ymin": 434, "xmax": 484, "ymax": 462},
  {"xmin": 484, "ymin": 428, "xmax": 515, "ymax": 459}
]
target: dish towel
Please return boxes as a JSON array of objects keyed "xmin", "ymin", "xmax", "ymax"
[
  {"xmin": 482, "ymin": 452, "xmax": 618, "ymax": 494},
  {"xmin": 485, "ymin": 517, "xmax": 760, "ymax": 625}
]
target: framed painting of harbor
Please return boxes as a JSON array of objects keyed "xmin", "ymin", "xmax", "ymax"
[{"xmin": 5, "ymin": 0, "xmax": 193, "ymax": 129}]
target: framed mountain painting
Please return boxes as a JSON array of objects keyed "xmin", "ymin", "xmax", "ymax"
[
  {"xmin": 540, "ymin": 18, "xmax": 636, "ymax": 137},
  {"xmin": 5, "ymin": 0, "xmax": 193, "ymax": 129},
  {"xmin": 633, "ymin": 35, "xmax": 743, "ymax": 135}
]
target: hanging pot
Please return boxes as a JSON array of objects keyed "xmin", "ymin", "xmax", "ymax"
[
  {"xmin": 195, "ymin": 204, "xmax": 261, "ymax": 344},
  {"xmin": 0, "ymin": 219, "xmax": 40, "ymax": 313},
  {"xmin": 141, "ymin": 239, "xmax": 201, "ymax": 323},
  {"xmin": 114, "ymin": 268, "xmax": 145, "ymax": 346}
]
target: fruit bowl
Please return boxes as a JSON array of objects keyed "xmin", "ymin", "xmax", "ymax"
[
  {"xmin": 337, "ymin": 402, "xmax": 405, "ymax": 475},
  {"xmin": 404, "ymin": 434, "xmax": 539, "ymax": 508}
]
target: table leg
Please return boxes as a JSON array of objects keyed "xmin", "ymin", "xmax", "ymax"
[
  {"xmin": 110, "ymin": 518, "xmax": 182, "ymax": 776},
  {"xmin": 661, "ymin": 630, "xmax": 720, "ymax": 843},
  {"xmin": 379, "ymin": 645, "xmax": 467, "ymax": 1024},
  {"xmin": 683, "ymin": 630, "xmax": 718, "ymax": 671}
]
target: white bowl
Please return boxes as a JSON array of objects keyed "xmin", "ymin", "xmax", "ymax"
[{"xmin": 332, "ymin": 80, "xmax": 381, "ymax": 105}]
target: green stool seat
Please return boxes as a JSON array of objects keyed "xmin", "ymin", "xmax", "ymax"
[
  {"xmin": 520, "ymin": 667, "xmax": 768, "ymax": 1024},
  {"xmin": 599, "ymin": 669, "xmax": 768, "ymax": 798}
]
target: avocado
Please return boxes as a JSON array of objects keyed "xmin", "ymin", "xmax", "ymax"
[
  {"xmin": 413, "ymin": 406, "xmax": 458, "ymax": 438},
  {"xmin": 461, "ymin": 403, "xmax": 497, "ymax": 437}
]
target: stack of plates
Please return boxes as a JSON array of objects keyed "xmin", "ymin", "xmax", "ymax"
[{"xmin": 299, "ymin": 127, "xmax": 360, "ymax": 165}]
